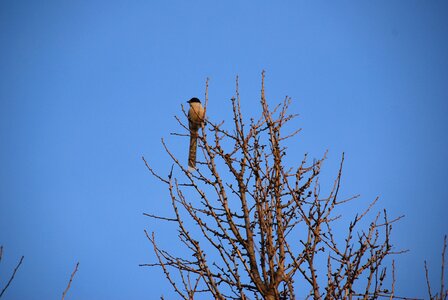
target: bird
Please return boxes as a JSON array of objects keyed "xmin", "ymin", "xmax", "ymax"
[{"xmin": 187, "ymin": 97, "xmax": 205, "ymax": 171}]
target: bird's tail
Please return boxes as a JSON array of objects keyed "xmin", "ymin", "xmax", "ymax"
[{"xmin": 188, "ymin": 129, "xmax": 198, "ymax": 171}]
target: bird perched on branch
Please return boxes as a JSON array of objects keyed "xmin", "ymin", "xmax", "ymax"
[{"xmin": 187, "ymin": 97, "xmax": 205, "ymax": 171}]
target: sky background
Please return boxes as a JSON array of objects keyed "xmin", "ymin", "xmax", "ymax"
[{"xmin": 0, "ymin": 1, "xmax": 447, "ymax": 299}]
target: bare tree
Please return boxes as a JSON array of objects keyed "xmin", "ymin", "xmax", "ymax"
[{"xmin": 142, "ymin": 73, "xmax": 409, "ymax": 299}]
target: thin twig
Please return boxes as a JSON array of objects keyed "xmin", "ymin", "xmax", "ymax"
[
  {"xmin": 0, "ymin": 255, "xmax": 24, "ymax": 298},
  {"xmin": 425, "ymin": 260, "xmax": 433, "ymax": 299},
  {"xmin": 61, "ymin": 262, "xmax": 79, "ymax": 300},
  {"xmin": 143, "ymin": 212, "xmax": 177, "ymax": 222},
  {"xmin": 389, "ymin": 260, "xmax": 396, "ymax": 300},
  {"xmin": 142, "ymin": 156, "xmax": 169, "ymax": 184},
  {"xmin": 441, "ymin": 235, "xmax": 447, "ymax": 300}
]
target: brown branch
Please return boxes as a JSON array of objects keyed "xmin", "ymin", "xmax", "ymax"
[
  {"xmin": 143, "ymin": 212, "xmax": 177, "ymax": 222},
  {"xmin": 61, "ymin": 262, "xmax": 79, "ymax": 300},
  {"xmin": 145, "ymin": 231, "xmax": 189, "ymax": 300},
  {"xmin": 440, "ymin": 235, "xmax": 447, "ymax": 300},
  {"xmin": 0, "ymin": 255, "xmax": 24, "ymax": 298},
  {"xmin": 389, "ymin": 260, "xmax": 396, "ymax": 300},
  {"xmin": 142, "ymin": 155, "xmax": 170, "ymax": 184}
]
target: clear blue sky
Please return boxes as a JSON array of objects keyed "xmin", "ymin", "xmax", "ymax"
[{"xmin": 0, "ymin": 1, "xmax": 447, "ymax": 299}]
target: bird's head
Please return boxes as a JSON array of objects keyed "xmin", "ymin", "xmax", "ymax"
[{"xmin": 187, "ymin": 97, "xmax": 201, "ymax": 104}]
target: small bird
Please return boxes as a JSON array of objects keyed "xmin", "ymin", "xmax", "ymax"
[{"xmin": 187, "ymin": 97, "xmax": 205, "ymax": 170}]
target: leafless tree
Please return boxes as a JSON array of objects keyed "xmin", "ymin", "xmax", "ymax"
[{"xmin": 142, "ymin": 73, "xmax": 413, "ymax": 299}]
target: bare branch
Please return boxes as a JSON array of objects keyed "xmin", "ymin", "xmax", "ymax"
[
  {"xmin": 0, "ymin": 255, "xmax": 24, "ymax": 298},
  {"xmin": 61, "ymin": 262, "xmax": 79, "ymax": 300},
  {"xmin": 440, "ymin": 235, "xmax": 447, "ymax": 300}
]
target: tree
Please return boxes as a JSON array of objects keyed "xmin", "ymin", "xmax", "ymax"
[{"xmin": 142, "ymin": 73, "xmax": 442, "ymax": 299}]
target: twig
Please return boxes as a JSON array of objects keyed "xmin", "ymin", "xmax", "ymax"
[
  {"xmin": 441, "ymin": 235, "xmax": 447, "ymax": 300},
  {"xmin": 142, "ymin": 156, "xmax": 169, "ymax": 184},
  {"xmin": 389, "ymin": 260, "xmax": 396, "ymax": 300},
  {"xmin": 0, "ymin": 255, "xmax": 24, "ymax": 298},
  {"xmin": 143, "ymin": 212, "xmax": 177, "ymax": 222},
  {"xmin": 61, "ymin": 262, "xmax": 79, "ymax": 300},
  {"xmin": 170, "ymin": 132, "xmax": 189, "ymax": 137},
  {"xmin": 425, "ymin": 260, "xmax": 433, "ymax": 299}
]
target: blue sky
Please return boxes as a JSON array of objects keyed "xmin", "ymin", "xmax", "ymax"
[{"xmin": 0, "ymin": 1, "xmax": 447, "ymax": 299}]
